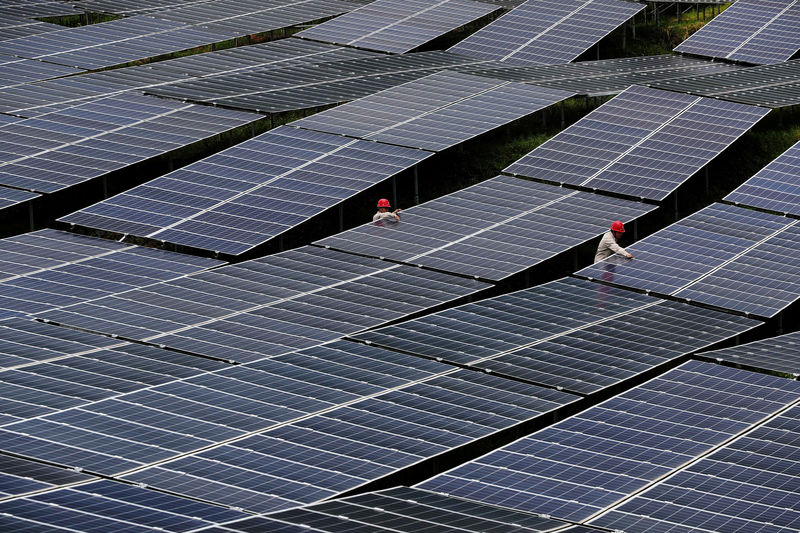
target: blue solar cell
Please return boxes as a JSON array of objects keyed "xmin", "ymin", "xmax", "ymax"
[{"xmin": 725, "ymin": 139, "xmax": 800, "ymax": 216}]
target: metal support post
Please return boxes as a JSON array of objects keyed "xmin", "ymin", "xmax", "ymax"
[
  {"xmin": 413, "ymin": 166, "xmax": 419, "ymax": 205},
  {"xmin": 339, "ymin": 204, "xmax": 344, "ymax": 232},
  {"xmin": 28, "ymin": 203, "xmax": 34, "ymax": 231}
]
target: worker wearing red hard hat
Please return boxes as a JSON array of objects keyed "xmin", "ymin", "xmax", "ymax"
[
  {"xmin": 373, "ymin": 198, "xmax": 401, "ymax": 222},
  {"xmin": 594, "ymin": 220, "xmax": 633, "ymax": 262}
]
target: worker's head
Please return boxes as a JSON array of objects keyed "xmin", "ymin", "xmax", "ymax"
[
  {"xmin": 377, "ymin": 198, "xmax": 391, "ymax": 211},
  {"xmin": 610, "ymin": 220, "xmax": 625, "ymax": 237}
]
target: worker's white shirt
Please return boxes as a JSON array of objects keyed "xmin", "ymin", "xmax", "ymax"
[
  {"xmin": 594, "ymin": 231, "xmax": 627, "ymax": 263},
  {"xmin": 373, "ymin": 211, "xmax": 397, "ymax": 221}
]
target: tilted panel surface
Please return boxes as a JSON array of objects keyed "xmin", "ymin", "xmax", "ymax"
[
  {"xmin": 419, "ymin": 361, "xmax": 800, "ymax": 522},
  {"xmin": 0, "ymin": 229, "xmax": 223, "ymax": 318},
  {"xmin": 121, "ymin": 369, "xmax": 577, "ymax": 513},
  {"xmin": 59, "ymin": 126, "xmax": 432, "ymax": 256},
  {"xmin": 448, "ymin": 0, "xmax": 644, "ymax": 64},
  {"xmin": 317, "ymin": 176, "xmax": 653, "ymax": 280},
  {"xmin": 0, "ymin": 93, "xmax": 261, "ymax": 194},
  {"xmin": 296, "ymin": 0, "xmax": 500, "ymax": 54},
  {"xmin": 504, "ymin": 85, "xmax": 770, "ymax": 201},
  {"xmin": 697, "ymin": 331, "xmax": 800, "ymax": 377},
  {"xmin": 0, "ymin": 57, "xmax": 84, "ymax": 90},
  {"xmin": 0, "ymin": 454, "xmax": 94, "ymax": 499},
  {"xmin": 37, "ymin": 246, "xmax": 487, "ymax": 362},
  {"xmin": 592, "ymin": 403, "xmax": 800, "ymax": 533},
  {"xmin": 674, "ymin": 0, "xmax": 800, "ymax": 65},
  {"xmin": 725, "ymin": 139, "xmax": 800, "ymax": 216}
]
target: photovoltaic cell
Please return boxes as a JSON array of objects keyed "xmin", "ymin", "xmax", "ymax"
[
  {"xmin": 419, "ymin": 361, "xmax": 800, "ymax": 522},
  {"xmin": 37, "ymin": 246, "xmax": 487, "ymax": 362},
  {"xmin": 0, "ymin": 229, "xmax": 223, "ymax": 318},
  {"xmin": 725, "ymin": 139, "xmax": 800, "ymax": 216},
  {"xmin": 121, "ymin": 368, "xmax": 577, "ymax": 513},
  {"xmin": 504, "ymin": 85, "xmax": 770, "ymax": 201},
  {"xmin": 0, "ymin": 479, "xmax": 248, "ymax": 533},
  {"xmin": 296, "ymin": 0, "xmax": 501, "ymax": 54},
  {"xmin": 293, "ymin": 71, "xmax": 575, "ymax": 152},
  {"xmin": 0, "ymin": 93, "xmax": 261, "ymax": 194},
  {"xmin": 59, "ymin": 126, "xmax": 432, "ymax": 256},
  {"xmin": 674, "ymin": 0, "xmax": 800, "ymax": 65},
  {"xmin": 592, "ymin": 403, "xmax": 800, "ymax": 533},
  {"xmin": 317, "ymin": 175, "xmax": 654, "ymax": 281},
  {"xmin": 577, "ymin": 203, "xmax": 800, "ymax": 318},
  {"xmin": 448, "ymin": 0, "xmax": 644, "ymax": 64},
  {"xmin": 697, "ymin": 331, "xmax": 800, "ymax": 378},
  {"xmin": 256, "ymin": 486, "xmax": 574, "ymax": 532}
]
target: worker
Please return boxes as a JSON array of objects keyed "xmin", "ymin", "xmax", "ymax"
[
  {"xmin": 594, "ymin": 220, "xmax": 633, "ymax": 262},
  {"xmin": 373, "ymin": 198, "xmax": 401, "ymax": 222}
]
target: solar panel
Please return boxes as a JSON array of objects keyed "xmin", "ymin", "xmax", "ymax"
[
  {"xmin": 724, "ymin": 139, "xmax": 800, "ymax": 216},
  {"xmin": 0, "ymin": 15, "xmax": 231, "ymax": 70},
  {"xmin": 121, "ymin": 368, "xmax": 577, "ymax": 513},
  {"xmin": 292, "ymin": 71, "xmax": 575, "ymax": 151},
  {"xmin": 461, "ymin": 54, "xmax": 744, "ymax": 97},
  {"xmin": 576, "ymin": 203, "xmax": 800, "ymax": 318},
  {"xmin": 419, "ymin": 360, "xmax": 800, "ymax": 522},
  {"xmin": 0, "ymin": 16, "xmax": 65, "ymax": 42},
  {"xmin": 674, "ymin": 0, "xmax": 800, "ymax": 65},
  {"xmin": 73, "ymin": 0, "xmax": 215, "ymax": 16},
  {"xmin": 0, "ymin": 93, "xmax": 261, "ymax": 194},
  {"xmin": 59, "ymin": 126, "xmax": 433, "ymax": 256},
  {"xmin": 0, "ymin": 340, "xmax": 471, "ymax": 478},
  {"xmin": 296, "ymin": 0, "xmax": 501, "ymax": 54},
  {"xmin": 0, "ymin": 2, "xmax": 83, "ymax": 18},
  {"xmin": 0, "ymin": 56, "xmax": 84, "ymax": 91},
  {"xmin": 504, "ymin": 85, "xmax": 770, "ymax": 201},
  {"xmin": 255, "ymin": 486, "xmax": 576, "ymax": 532},
  {"xmin": 591, "ymin": 403, "xmax": 800, "ymax": 533},
  {"xmin": 0, "ymin": 454, "xmax": 94, "ymax": 498},
  {"xmin": 647, "ymin": 58, "xmax": 800, "ymax": 109},
  {"xmin": 146, "ymin": 50, "xmax": 490, "ymax": 113},
  {"xmin": 0, "ymin": 186, "xmax": 38, "ymax": 211},
  {"xmin": 317, "ymin": 175, "xmax": 654, "ymax": 281},
  {"xmin": 0, "ymin": 229, "xmax": 223, "ymax": 318},
  {"xmin": 448, "ymin": 0, "xmax": 644, "ymax": 64},
  {"xmin": 153, "ymin": 0, "xmax": 364, "ymax": 37},
  {"xmin": 697, "ymin": 332, "xmax": 800, "ymax": 378},
  {"xmin": 0, "ymin": 479, "xmax": 248, "ymax": 533},
  {"xmin": 37, "ymin": 246, "xmax": 488, "ymax": 362}
]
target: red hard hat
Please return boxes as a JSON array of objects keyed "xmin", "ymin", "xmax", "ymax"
[
  {"xmin": 611, "ymin": 220, "xmax": 625, "ymax": 233},
  {"xmin": 377, "ymin": 198, "xmax": 391, "ymax": 208}
]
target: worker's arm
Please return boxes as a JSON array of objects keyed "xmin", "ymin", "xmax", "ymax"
[
  {"xmin": 393, "ymin": 208, "xmax": 401, "ymax": 221},
  {"xmin": 604, "ymin": 233, "xmax": 633, "ymax": 259}
]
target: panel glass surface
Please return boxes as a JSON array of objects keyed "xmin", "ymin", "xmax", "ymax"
[
  {"xmin": 59, "ymin": 126, "xmax": 432, "ymax": 256},
  {"xmin": 37, "ymin": 246, "xmax": 487, "ymax": 362},
  {"xmin": 505, "ymin": 85, "xmax": 770, "ymax": 201},
  {"xmin": 698, "ymin": 331, "xmax": 800, "ymax": 377},
  {"xmin": 121, "ymin": 369, "xmax": 577, "ymax": 513},
  {"xmin": 419, "ymin": 361, "xmax": 800, "ymax": 522},
  {"xmin": 0, "ymin": 454, "xmax": 94, "ymax": 499},
  {"xmin": 317, "ymin": 175, "xmax": 654, "ymax": 280},
  {"xmin": 592, "ymin": 403, "xmax": 800, "ymax": 533},
  {"xmin": 448, "ymin": 0, "xmax": 644, "ymax": 64},
  {"xmin": 674, "ymin": 0, "xmax": 800, "ymax": 65},
  {"xmin": 296, "ymin": 0, "xmax": 500, "ymax": 54},
  {"xmin": 725, "ymin": 139, "xmax": 800, "ymax": 216}
]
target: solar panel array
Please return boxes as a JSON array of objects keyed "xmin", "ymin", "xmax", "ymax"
[
  {"xmin": 239, "ymin": 486, "xmax": 580, "ymax": 532},
  {"xmin": 647, "ymin": 59, "xmax": 800, "ymax": 109},
  {"xmin": 592, "ymin": 403, "xmax": 800, "ymax": 533},
  {"xmin": 0, "ymin": 229, "xmax": 223, "ymax": 320},
  {"xmin": 120, "ymin": 366, "xmax": 577, "ymax": 513},
  {"xmin": 0, "ymin": 93, "xmax": 261, "ymax": 194},
  {"xmin": 576, "ymin": 203, "xmax": 800, "ymax": 318},
  {"xmin": 0, "ymin": 187, "xmax": 38, "ymax": 212},
  {"xmin": 38, "ymin": 246, "xmax": 488, "ymax": 362},
  {"xmin": 72, "ymin": 0, "xmax": 214, "ymax": 16},
  {"xmin": 0, "ymin": 39, "xmax": 379, "ymax": 118},
  {"xmin": 698, "ymin": 331, "xmax": 800, "ymax": 378},
  {"xmin": 59, "ymin": 126, "xmax": 433, "ymax": 256},
  {"xmin": 419, "ymin": 360, "xmax": 800, "ymax": 522},
  {"xmin": 0, "ymin": 15, "xmax": 64, "ymax": 41},
  {"xmin": 674, "ymin": 0, "xmax": 800, "ymax": 65},
  {"xmin": 355, "ymin": 277, "xmax": 760, "ymax": 395},
  {"xmin": 504, "ymin": 85, "xmax": 770, "ymax": 201},
  {"xmin": 0, "ymin": 16, "xmax": 231, "ymax": 70},
  {"xmin": 0, "ymin": 454, "xmax": 94, "ymax": 499},
  {"xmin": 292, "ymin": 70, "xmax": 575, "ymax": 151},
  {"xmin": 725, "ymin": 139, "xmax": 800, "ymax": 216},
  {"xmin": 0, "ymin": 57, "xmax": 84, "ymax": 91},
  {"xmin": 296, "ymin": 0, "xmax": 501, "ymax": 54},
  {"xmin": 145, "ymin": 50, "xmax": 490, "ymax": 114},
  {"xmin": 317, "ymin": 175, "xmax": 655, "ymax": 281},
  {"xmin": 153, "ymin": 0, "xmax": 363, "ymax": 37},
  {"xmin": 448, "ymin": 0, "xmax": 644, "ymax": 64}
]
